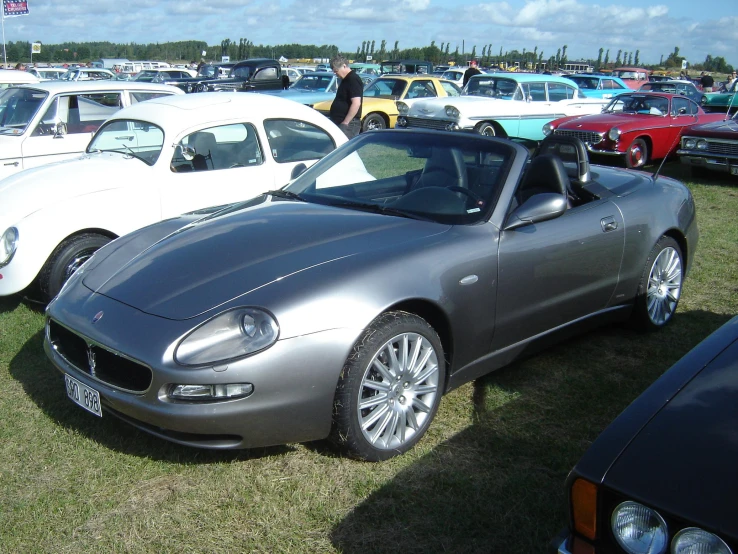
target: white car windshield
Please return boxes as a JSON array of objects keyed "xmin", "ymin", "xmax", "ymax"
[
  {"xmin": 0, "ymin": 87, "xmax": 47, "ymax": 134},
  {"xmin": 464, "ymin": 76, "xmax": 522, "ymax": 100},
  {"xmin": 88, "ymin": 119, "xmax": 164, "ymax": 165}
]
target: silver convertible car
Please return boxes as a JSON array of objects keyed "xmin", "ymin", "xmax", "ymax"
[{"xmin": 44, "ymin": 131, "xmax": 697, "ymax": 461}]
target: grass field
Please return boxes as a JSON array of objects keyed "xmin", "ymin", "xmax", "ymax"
[{"xmin": 1, "ymin": 162, "xmax": 736, "ymax": 553}]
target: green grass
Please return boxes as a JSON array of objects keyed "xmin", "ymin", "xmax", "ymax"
[{"xmin": 1, "ymin": 162, "xmax": 736, "ymax": 553}]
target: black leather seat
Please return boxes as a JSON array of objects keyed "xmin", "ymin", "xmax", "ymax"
[{"xmin": 515, "ymin": 154, "xmax": 569, "ymax": 206}]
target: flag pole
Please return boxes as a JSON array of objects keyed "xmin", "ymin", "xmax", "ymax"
[{"xmin": 2, "ymin": 2, "xmax": 7, "ymax": 68}]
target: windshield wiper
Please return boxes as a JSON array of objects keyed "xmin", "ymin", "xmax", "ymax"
[
  {"xmin": 327, "ymin": 199, "xmax": 435, "ymax": 221},
  {"xmin": 267, "ymin": 189, "xmax": 306, "ymax": 202}
]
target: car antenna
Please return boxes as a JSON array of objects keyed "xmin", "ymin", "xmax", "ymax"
[
  {"xmin": 724, "ymin": 88, "xmax": 736, "ymax": 120},
  {"xmin": 652, "ymin": 126, "xmax": 685, "ymax": 181}
]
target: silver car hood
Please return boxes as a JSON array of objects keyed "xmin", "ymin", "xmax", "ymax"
[{"xmin": 83, "ymin": 200, "xmax": 448, "ymax": 320}]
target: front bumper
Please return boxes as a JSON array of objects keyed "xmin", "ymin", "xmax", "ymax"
[
  {"xmin": 678, "ymin": 151, "xmax": 738, "ymax": 174},
  {"xmin": 44, "ymin": 288, "xmax": 359, "ymax": 449}
]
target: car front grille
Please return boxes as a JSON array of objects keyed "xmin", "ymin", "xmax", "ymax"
[
  {"xmin": 554, "ymin": 129, "xmax": 604, "ymax": 145},
  {"xmin": 405, "ymin": 117, "xmax": 451, "ymax": 131},
  {"xmin": 704, "ymin": 141, "xmax": 738, "ymax": 156},
  {"xmin": 47, "ymin": 319, "xmax": 153, "ymax": 393}
]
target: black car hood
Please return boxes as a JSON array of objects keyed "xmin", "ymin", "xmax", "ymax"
[
  {"xmin": 83, "ymin": 200, "xmax": 447, "ymax": 320},
  {"xmin": 602, "ymin": 333, "xmax": 738, "ymax": 538}
]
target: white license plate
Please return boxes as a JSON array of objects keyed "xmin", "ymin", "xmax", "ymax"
[
  {"xmin": 730, "ymin": 167, "xmax": 738, "ymax": 176},
  {"xmin": 65, "ymin": 374, "xmax": 102, "ymax": 417}
]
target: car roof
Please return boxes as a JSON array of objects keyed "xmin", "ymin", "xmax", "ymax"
[
  {"xmin": 471, "ymin": 73, "xmax": 579, "ymax": 85},
  {"xmin": 107, "ymin": 91, "xmax": 339, "ymax": 129},
  {"xmin": 0, "ymin": 69, "xmax": 40, "ymax": 83},
  {"xmin": 16, "ymin": 80, "xmax": 185, "ymax": 94}
]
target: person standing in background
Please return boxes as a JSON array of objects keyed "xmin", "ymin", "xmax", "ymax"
[
  {"xmin": 329, "ymin": 55, "xmax": 363, "ymax": 139},
  {"xmin": 700, "ymin": 71, "xmax": 715, "ymax": 92},
  {"xmin": 463, "ymin": 59, "xmax": 482, "ymax": 87}
]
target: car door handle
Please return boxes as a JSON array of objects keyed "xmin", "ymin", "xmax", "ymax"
[
  {"xmin": 4, "ymin": 161, "xmax": 19, "ymax": 166},
  {"xmin": 601, "ymin": 216, "xmax": 618, "ymax": 232},
  {"xmin": 115, "ymin": 136, "xmax": 134, "ymax": 141}
]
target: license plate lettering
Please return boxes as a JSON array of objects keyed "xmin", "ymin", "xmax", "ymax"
[{"xmin": 64, "ymin": 374, "xmax": 102, "ymax": 417}]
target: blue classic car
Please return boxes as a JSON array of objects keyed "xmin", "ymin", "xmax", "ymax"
[
  {"xmin": 259, "ymin": 71, "xmax": 339, "ymax": 107},
  {"xmin": 564, "ymin": 73, "xmax": 632, "ymax": 99}
]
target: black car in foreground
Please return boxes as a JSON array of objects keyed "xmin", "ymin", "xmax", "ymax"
[{"xmin": 553, "ymin": 315, "xmax": 738, "ymax": 554}]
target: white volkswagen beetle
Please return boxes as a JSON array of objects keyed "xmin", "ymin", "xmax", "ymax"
[{"xmin": 0, "ymin": 92, "xmax": 347, "ymax": 301}]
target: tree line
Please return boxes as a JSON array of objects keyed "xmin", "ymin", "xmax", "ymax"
[{"xmin": 3, "ymin": 39, "xmax": 733, "ymax": 73}]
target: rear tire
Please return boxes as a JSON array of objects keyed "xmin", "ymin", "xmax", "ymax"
[
  {"xmin": 39, "ymin": 233, "xmax": 111, "ymax": 301},
  {"xmin": 362, "ymin": 113, "xmax": 386, "ymax": 132}
]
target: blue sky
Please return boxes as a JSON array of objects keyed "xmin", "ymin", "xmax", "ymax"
[{"xmin": 2, "ymin": 0, "xmax": 736, "ymax": 66}]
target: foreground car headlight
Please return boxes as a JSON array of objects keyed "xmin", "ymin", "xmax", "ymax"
[
  {"xmin": 445, "ymin": 105, "xmax": 460, "ymax": 118},
  {"xmin": 542, "ymin": 122, "xmax": 555, "ymax": 136},
  {"xmin": 611, "ymin": 501, "xmax": 668, "ymax": 554},
  {"xmin": 0, "ymin": 227, "xmax": 19, "ymax": 268},
  {"xmin": 396, "ymin": 101, "xmax": 409, "ymax": 115},
  {"xmin": 696, "ymin": 139, "xmax": 708, "ymax": 150},
  {"xmin": 608, "ymin": 127, "xmax": 622, "ymax": 141},
  {"xmin": 672, "ymin": 527, "xmax": 732, "ymax": 554},
  {"xmin": 169, "ymin": 383, "xmax": 254, "ymax": 401},
  {"xmin": 683, "ymin": 138, "xmax": 696, "ymax": 149},
  {"xmin": 175, "ymin": 308, "xmax": 279, "ymax": 366}
]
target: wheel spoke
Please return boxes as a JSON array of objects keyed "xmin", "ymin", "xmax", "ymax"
[
  {"xmin": 371, "ymin": 356, "xmax": 395, "ymax": 383},
  {"xmin": 362, "ymin": 379, "xmax": 391, "ymax": 392},
  {"xmin": 369, "ymin": 409, "xmax": 394, "ymax": 445},
  {"xmin": 409, "ymin": 346, "xmax": 433, "ymax": 379},
  {"xmin": 361, "ymin": 403, "xmax": 389, "ymax": 432},
  {"xmin": 414, "ymin": 383, "xmax": 438, "ymax": 396},
  {"xmin": 412, "ymin": 398, "xmax": 432, "ymax": 414},
  {"xmin": 412, "ymin": 360, "xmax": 437, "ymax": 385},
  {"xmin": 359, "ymin": 392, "xmax": 388, "ymax": 410}
]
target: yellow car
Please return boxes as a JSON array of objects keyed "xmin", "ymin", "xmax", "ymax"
[{"xmin": 313, "ymin": 75, "xmax": 462, "ymax": 132}]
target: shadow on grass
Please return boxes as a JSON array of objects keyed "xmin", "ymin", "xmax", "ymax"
[
  {"xmin": 8, "ymin": 329, "xmax": 295, "ymax": 464},
  {"xmin": 329, "ymin": 310, "xmax": 732, "ymax": 554}
]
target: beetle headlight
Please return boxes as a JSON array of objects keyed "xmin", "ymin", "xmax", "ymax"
[
  {"xmin": 542, "ymin": 122, "xmax": 555, "ymax": 136},
  {"xmin": 672, "ymin": 527, "xmax": 732, "ymax": 554},
  {"xmin": 696, "ymin": 139, "xmax": 708, "ymax": 150},
  {"xmin": 611, "ymin": 501, "xmax": 668, "ymax": 554},
  {"xmin": 396, "ymin": 101, "xmax": 409, "ymax": 115},
  {"xmin": 608, "ymin": 127, "xmax": 622, "ymax": 141},
  {"xmin": 175, "ymin": 308, "xmax": 279, "ymax": 366},
  {"xmin": 0, "ymin": 227, "xmax": 19, "ymax": 268},
  {"xmin": 683, "ymin": 138, "xmax": 696, "ymax": 149},
  {"xmin": 445, "ymin": 105, "xmax": 460, "ymax": 118}
]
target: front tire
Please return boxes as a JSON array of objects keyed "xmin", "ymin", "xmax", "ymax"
[
  {"xmin": 39, "ymin": 233, "xmax": 111, "ymax": 301},
  {"xmin": 476, "ymin": 122, "xmax": 496, "ymax": 136},
  {"xmin": 632, "ymin": 236, "xmax": 683, "ymax": 330},
  {"xmin": 625, "ymin": 138, "xmax": 649, "ymax": 168},
  {"xmin": 330, "ymin": 311, "xmax": 445, "ymax": 461},
  {"xmin": 361, "ymin": 113, "xmax": 386, "ymax": 132}
]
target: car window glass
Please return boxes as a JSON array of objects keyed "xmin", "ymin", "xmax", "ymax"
[
  {"xmin": 0, "ymin": 88, "xmax": 46, "ymax": 133},
  {"xmin": 521, "ymin": 82, "xmax": 547, "ymax": 101},
  {"xmin": 172, "ymin": 123, "xmax": 263, "ymax": 172},
  {"xmin": 264, "ymin": 119, "xmax": 336, "ymax": 164},
  {"xmin": 548, "ymin": 82, "xmax": 574, "ymax": 101},
  {"xmin": 406, "ymin": 81, "xmax": 436, "ymax": 99},
  {"xmin": 130, "ymin": 91, "xmax": 175, "ymax": 104},
  {"xmin": 365, "ymin": 78, "xmax": 407, "ymax": 99},
  {"xmin": 254, "ymin": 67, "xmax": 277, "ymax": 81},
  {"xmin": 440, "ymin": 81, "xmax": 461, "ymax": 96},
  {"xmin": 88, "ymin": 119, "xmax": 164, "ymax": 165},
  {"xmin": 671, "ymin": 97, "xmax": 692, "ymax": 116}
]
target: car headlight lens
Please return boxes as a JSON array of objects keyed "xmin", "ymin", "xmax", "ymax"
[
  {"xmin": 0, "ymin": 227, "xmax": 19, "ymax": 268},
  {"xmin": 169, "ymin": 383, "xmax": 254, "ymax": 401},
  {"xmin": 696, "ymin": 139, "xmax": 708, "ymax": 150},
  {"xmin": 608, "ymin": 127, "xmax": 622, "ymax": 141},
  {"xmin": 175, "ymin": 308, "xmax": 279, "ymax": 366},
  {"xmin": 542, "ymin": 122, "xmax": 555, "ymax": 136},
  {"xmin": 445, "ymin": 105, "xmax": 460, "ymax": 118},
  {"xmin": 672, "ymin": 527, "xmax": 732, "ymax": 554},
  {"xmin": 396, "ymin": 101, "xmax": 409, "ymax": 115},
  {"xmin": 683, "ymin": 138, "xmax": 696, "ymax": 149},
  {"xmin": 611, "ymin": 501, "xmax": 668, "ymax": 554}
]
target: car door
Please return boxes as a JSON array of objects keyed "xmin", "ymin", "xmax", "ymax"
[
  {"xmin": 492, "ymin": 198, "xmax": 625, "ymax": 350},
  {"xmin": 21, "ymin": 91, "xmax": 123, "ymax": 171}
]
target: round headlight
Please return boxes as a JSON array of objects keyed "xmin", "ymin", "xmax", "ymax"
[
  {"xmin": 396, "ymin": 116, "xmax": 407, "ymax": 127},
  {"xmin": 396, "ymin": 101, "xmax": 409, "ymax": 115},
  {"xmin": 696, "ymin": 139, "xmax": 708, "ymax": 150},
  {"xmin": 542, "ymin": 122, "xmax": 555, "ymax": 136},
  {"xmin": 175, "ymin": 308, "xmax": 279, "ymax": 366},
  {"xmin": 611, "ymin": 501, "xmax": 668, "ymax": 554},
  {"xmin": 672, "ymin": 527, "xmax": 732, "ymax": 554},
  {"xmin": 608, "ymin": 127, "xmax": 622, "ymax": 141},
  {"xmin": 445, "ymin": 106, "xmax": 459, "ymax": 118},
  {"xmin": 0, "ymin": 227, "xmax": 19, "ymax": 267},
  {"xmin": 683, "ymin": 138, "xmax": 696, "ymax": 149}
]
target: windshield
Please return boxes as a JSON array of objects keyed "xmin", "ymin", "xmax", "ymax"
[
  {"xmin": 87, "ymin": 119, "xmax": 164, "ymax": 165},
  {"xmin": 569, "ymin": 76, "xmax": 600, "ymax": 90},
  {"xmin": 134, "ymin": 70, "xmax": 158, "ymax": 82},
  {"xmin": 441, "ymin": 70, "xmax": 463, "ymax": 81},
  {"xmin": 613, "ymin": 70, "xmax": 645, "ymax": 80},
  {"xmin": 604, "ymin": 94, "xmax": 669, "ymax": 115},
  {"xmin": 198, "ymin": 65, "xmax": 217, "ymax": 78},
  {"xmin": 364, "ymin": 78, "xmax": 407, "ymax": 99},
  {"xmin": 283, "ymin": 132, "xmax": 515, "ymax": 225},
  {"xmin": 291, "ymin": 74, "xmax": 336, "ymax": 92},
  {"xmin": 464, "ymin": 76, "xmax": 522, "ymax": 99},
  {"xmin": 0, "ymin": 87, "xmax": 47, "ymax": 134}
]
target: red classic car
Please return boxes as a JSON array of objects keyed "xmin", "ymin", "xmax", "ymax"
[{"xmin": 543, "ymin": 92, "xmax": 726, "ymax": 168}]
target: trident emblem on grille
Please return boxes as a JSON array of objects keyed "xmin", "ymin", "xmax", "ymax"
[{"xmin": 87, "ymin": 347, "xmax": 97, "ymax": 377}]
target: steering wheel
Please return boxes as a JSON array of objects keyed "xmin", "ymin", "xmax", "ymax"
[{"xmin": 446, "ymin": 186, "xmax": 484, "ymax": 206}]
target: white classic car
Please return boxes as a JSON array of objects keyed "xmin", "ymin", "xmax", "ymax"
[
  {"xmin": 26, "ymin": 67, "xmax": 68, "ymax": 81},
  {"xmin": 0, "ymin": 92, "xmax": 347, "ymax": 301},
  {"xmin": 0, "ymin": 69, "xmax": 40, "ymax": 89},
  {"xmin": 396, "ymin": 73, "xmax": 608, "ymax": 142},
  {"xmin": 0, "ymin": 80, "xmax": 184, "ymax": 181}
]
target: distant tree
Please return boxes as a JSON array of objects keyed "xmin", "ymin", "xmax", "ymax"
[
  {"xmin": 370, "ymin": 40, "xmax": 375, "ymax": 55},
  {"xmin": 470, "ymin": 45, "xmax": 476, "ymax": 61},
  {"xmin": 615, "ymin": 49, "xmax": 622, "ymax": 65},
  {"xmin": 596, "ymin": 47, "xmax": 603, "ymax": 70},
  {"xmin": 379, "ymin": 40, "xmax": 386, "ymax": 60},
  {"xmin": 393, "ymin": 41, "xmax": 399, "ymax": 58},
  {"xmin": 220, "ymin": 39, "xmax": 231, "ymax": 57},
  {"xmin": 634, "ymin": 49, "xmax": 640, "ymax": 66},
  {"xmin": 561, "ymin": 44, "xmax": 568, "ymax": 66},
  {"xmin": 555, "ymin": 48, "xmax": 561, "ymax": 68},
  {"xmin": 604, "ymin": 49, "xmax": 610, "ymax": 67}
]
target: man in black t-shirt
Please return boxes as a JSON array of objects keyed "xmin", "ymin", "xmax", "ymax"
[
  {"xmin": 700, "ymin": 71, "xmax": 715, "ymax": 92},
  {"xmin": 463, "ymin": 60, "xmax": 482, "ymax": 87},
  {"xmin": 329, "ymin": 55, "xmax": 363, "ymax": 138}
]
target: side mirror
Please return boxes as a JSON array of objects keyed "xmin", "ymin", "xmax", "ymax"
[
  {"xmin": 504, "ymin": 193, "xmax": 568, "ymax": 230},
  {"xmin": 53, "ymin": 118, "xmax": 67, "ymax": 138},
  {"xmin": 180, "ymin": 145, "xmax": 196, "ymax": 161},
  {"xmin": 290, "ymin": 163, "xmax": 307, "ymax": 180}
]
